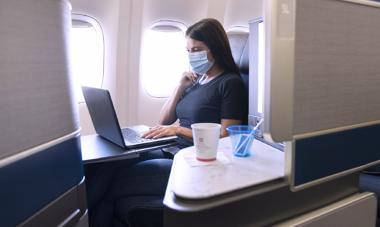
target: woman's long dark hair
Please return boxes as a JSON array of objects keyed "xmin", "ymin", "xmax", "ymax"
[{"xmin": 186, "ymin": 18, "xmax": 239, "ymax": 75}]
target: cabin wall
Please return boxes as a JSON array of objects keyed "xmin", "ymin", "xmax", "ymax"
[
  {"xmin": 70, "ymin": 0, "xmax": 124, "ymax": 134},
  {"xmin": 224, "ymin": 0, "xmax": 263, "ymax": 28}
]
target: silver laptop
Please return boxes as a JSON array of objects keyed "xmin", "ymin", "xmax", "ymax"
[{"xmin": 82, "ymin": 86, "xmax": 177, "ymax": 149}]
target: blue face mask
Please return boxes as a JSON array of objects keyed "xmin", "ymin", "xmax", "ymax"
[{"xmin": 188, "ymin": 50, "xmax": 214, "ymax": 75}]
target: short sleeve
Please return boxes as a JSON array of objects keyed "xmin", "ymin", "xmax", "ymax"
[{"xmin": 219, "ymin": 75, "xmax": 248, "ymax": 122}]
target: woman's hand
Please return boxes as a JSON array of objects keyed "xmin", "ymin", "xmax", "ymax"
[
  {"xmin": 142, "ymin": 125, "xmax": 179, "ymax": 139},
  {"xmin": 179, "ymin": 71, "xmax": 198, "ymax": 89}
]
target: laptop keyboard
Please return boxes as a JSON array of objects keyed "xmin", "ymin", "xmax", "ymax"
[{"xmin": 121, "ymin": 128, "xmax": 152, "ymax": 143}]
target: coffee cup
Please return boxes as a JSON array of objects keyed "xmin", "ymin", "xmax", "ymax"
[{"xmin": 191, "ymin": 123, "xmax": 221, "ymax": 161}]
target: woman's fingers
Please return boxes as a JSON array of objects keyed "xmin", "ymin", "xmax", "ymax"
[
  {"xmin": 180, "ymin": 71, "xmax": 198, "ymax": 87},
  {"xmin": 142, "ymin": 125, "xmax": 176, "ymax": 139},
  {"xmin": 144, "ymin": 126, "xmax": 168, "ymax": 139},
  {"xmin": 152, "ymin": 131, "xmax": 165, "ymax": 139},
  {"xmin": 147, "ymin": 129, "xmax": 164, "ymax": 139},
  {"xmin": 142, "ymin": 125, "xmax": 161, "ymax": 138},
  {"xmin": 187, "ymin": 72, "xmax": 199, "ymax": 83},
  {"xmin": 191, "ymin": 72, "xmax": 199, "ymax": 83}
]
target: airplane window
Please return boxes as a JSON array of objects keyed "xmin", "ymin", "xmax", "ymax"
[
  {"xmin": 71, "ymin": 15, "xmax": 104, "ymax": 102},
  {"xmin": 141, "ymin": 21, "xmax": 188, "ymax": 98}
]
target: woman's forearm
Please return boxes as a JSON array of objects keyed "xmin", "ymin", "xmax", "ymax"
[
  {"xmin": 175, "ymin": 126, "xmax": 193, "ymax": 139},
  {"xmin": 159, "ymin": 85, "xmax": 186, "ymax": 125}
]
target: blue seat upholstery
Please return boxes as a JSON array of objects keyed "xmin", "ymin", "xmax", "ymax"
[
  {"xmin": 360, "ymin": 173, "xmax": 380, "ymax": 219},
  {"xmin": 0, "ymin": 137, "xmax": 84, "ymax": 227},
  {"xmin": 360, "ymin": 164, "xmax": 380, "ymax": 220}
]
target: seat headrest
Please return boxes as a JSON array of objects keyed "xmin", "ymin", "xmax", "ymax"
[{"xmin": 227, "ymin": 32, "xmax": 249, "ymax": 75}]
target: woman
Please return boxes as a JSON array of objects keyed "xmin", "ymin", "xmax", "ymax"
[
  {"xmin": 143, "ymin": 17, "xmax": 247, "ymax": 145},
  {"xmin": 91, "ymin": 18, "xmax": 248, "ymax": 227}
]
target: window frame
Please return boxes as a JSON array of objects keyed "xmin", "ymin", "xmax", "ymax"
[
  {"xmin": 140, "ymin": 19, "xmax": 188, "ymax": 98},
  {"xmin": 227, "ymin": 25, "xmax": 249, "ymax": 33},
  {"xmin": 71, "ymin": 13, "xmax": 105, "ymax": 103}
]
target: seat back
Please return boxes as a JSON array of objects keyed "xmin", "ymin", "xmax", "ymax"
[
  {"xmin": 227, "ymin": 32, "xmax": 249, "ymax": 90},
  {"xmin": 0, "ymin": 1, "xmax": 87, "ymax": 226}
]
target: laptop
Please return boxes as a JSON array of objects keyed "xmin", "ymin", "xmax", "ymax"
[{"xmin": 82, "ymin": 86, "xmax": 177, "ymax": 149}]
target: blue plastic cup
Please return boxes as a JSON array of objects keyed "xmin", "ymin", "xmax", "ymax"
[{"xmin": 226, "ymin": 125, "xmax": 255, "ymax": 157}]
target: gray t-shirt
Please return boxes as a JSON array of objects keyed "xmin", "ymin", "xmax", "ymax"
[{"xmin": 175, "ymin": 72, "xmax": 248, "ymax": 147}]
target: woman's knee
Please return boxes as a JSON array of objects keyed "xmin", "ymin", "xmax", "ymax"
[{"xmin": 132, "ymin": 159, "xmax": 173, "ymax": 177}]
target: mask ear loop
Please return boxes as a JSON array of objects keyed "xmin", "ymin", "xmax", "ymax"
[{"xmin": 198, "ymin": 74, "xmax": 207, "ymax": 85}]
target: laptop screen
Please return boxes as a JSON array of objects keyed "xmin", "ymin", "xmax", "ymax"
[{"xmin": 82, "ymin": 86, "xmax": 126, "ymax": 148}]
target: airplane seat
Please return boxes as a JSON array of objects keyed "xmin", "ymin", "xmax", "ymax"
[
  {"xmin": 0, "ymin": 1, "xmax": 88, "ymax": 226},
  {"xmin": 227, "ymin": 32, "xmax": 249, "ymax": 90}
]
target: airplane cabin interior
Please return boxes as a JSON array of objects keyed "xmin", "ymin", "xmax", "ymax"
[{"xmin": 1, "ymin": 0, "xmax": 380, "ymax": 226}]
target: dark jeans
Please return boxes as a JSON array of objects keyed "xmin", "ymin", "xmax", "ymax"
[
  {"xmin": 111, "ymin": 159, "xmax": 172, "ymax": 226},
  {"xmin": 85, "ymin": 149, "xmax": 172, "ymax": 227}
]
